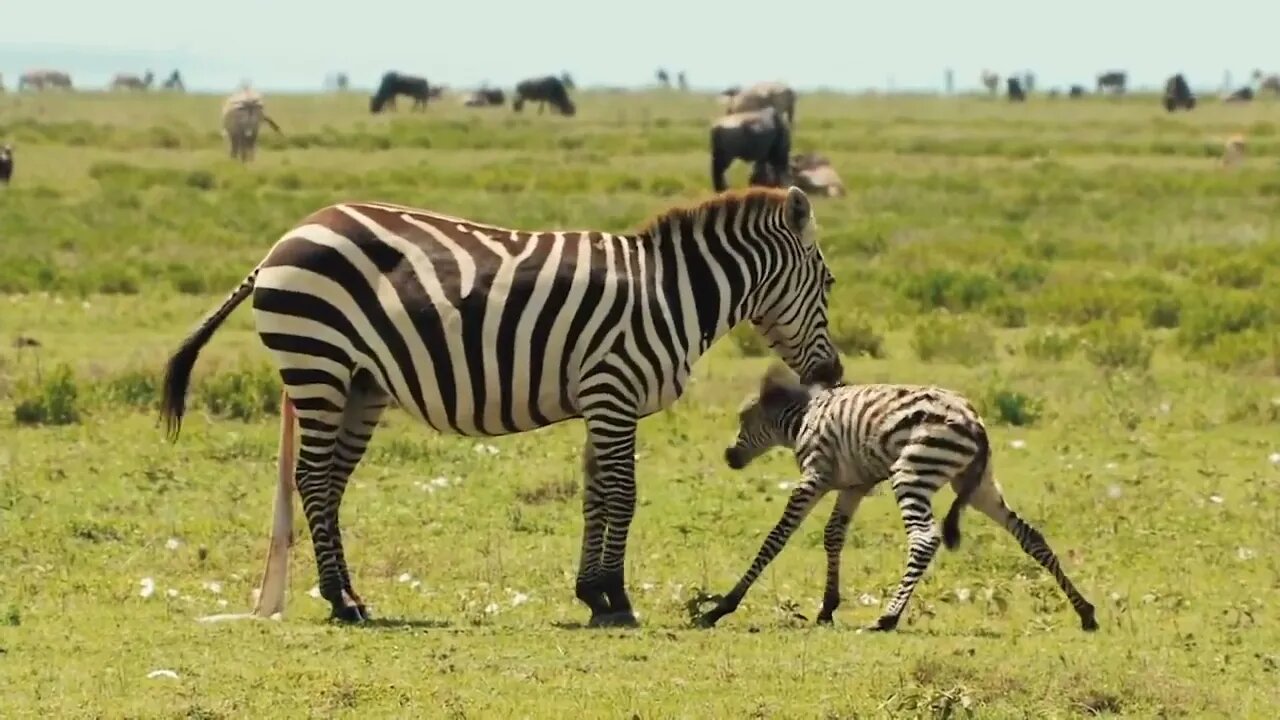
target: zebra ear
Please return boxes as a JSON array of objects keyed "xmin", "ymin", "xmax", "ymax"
[
  {"xmin": 760, "ymin": 362, "xmax": 799, "ymax": 394},
  {"xmin": 784, "ymin": 186, "xmax": 812, "ymax": 238}
]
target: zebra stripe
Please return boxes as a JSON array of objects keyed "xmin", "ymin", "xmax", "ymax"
[
  {"xmin": 160, "ymin": 186, "xmax": 844, "ymax": 627},
  {"xmin": 699, "ymin": 365, "xmax": 1098, "ymax": 632}
]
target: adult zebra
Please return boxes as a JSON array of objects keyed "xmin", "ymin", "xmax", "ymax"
[{"xmin": 160, "ymin": 186, "xmax": 845, "ymax": 627}]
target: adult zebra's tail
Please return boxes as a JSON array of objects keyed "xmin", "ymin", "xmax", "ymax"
[
  {"xmin": 159, "ymin": 268, "xmax": 259, "ymax": 440},
  {"xmin": 941, "ymin": 422, "xmax": 991, "ymax": 550}
]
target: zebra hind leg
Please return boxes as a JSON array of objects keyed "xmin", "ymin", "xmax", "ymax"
[
  {"xmin": 816, "ymin": 487, "xmax": 867, "ymax": 624},
  {"xmin": 288, "ymin": 372, "xmax": 384, "ymax": 623},
  {"xmin": 870, "ymin": 470, "xmax": 945, "ymax": 632},
  {"xmin": 967, "ymin": 473, "xmax": 1099, "ymax": 631},
  {"xmin": 324, "ymin": 372, "xmax": 390, "ymax": 620}
]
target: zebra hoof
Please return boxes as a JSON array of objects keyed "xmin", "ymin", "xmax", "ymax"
[
  {"xmin": 588, "ymin": 610, "xmax": 639, "ymax": 629},
  {"xmin": 330, "ymin": 603, "xmax": 369, "ymax": 624},
  {"xmin": 864, "ymin": 615, "xmax": 898, "ymax": 632},
  {"xmin": 815, "ymin": 614, "xmax": 835, "ymax": 626},
  {"xmin": 1081, "ymin": 611, "xmax": 1099, "ymax": 632},
  {"xmin": 694, "ymin": 612, "xmax": 721, "ymax": 629}
]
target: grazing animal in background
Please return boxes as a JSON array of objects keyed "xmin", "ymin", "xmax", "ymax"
[
  {"xmin": 696, "ymin": 366, "xmax": 1099, "ymax": 633},
  {"xmin": 221, "ymin": 88, "xmax": 283, "ymax": 163},
  {"xmin": 711, "ymin": 107, "xmax": 792, "ymax": 193},
  {"xmin": 162, "ymin": 70, "xmax": 185, "ymax": 92},
  {"xmin": 1252, "ymin": 70, "xmax": 1280, "ymax": 97},
  {"xmin": 656, "ymin": 68, "xmax": 671, "ymax": 88},
  {"xmin": 1224, "ymin": 86, "xmax": 1254, "ymax": 103},
  {"xmin": 110, "ymin": 70, "xmax": 154, "ymax": 91},
  {"xmin": 1006, "ymin": 77, "xmax": 1026, "ymax": 102},
  {"xmin": 336, "ymin": 72, "xmax": 349, "ymax": 92},
  {"xmin": 724, "ymin": 82, "xmax": 796, "ymax": 126},
  {"xmin": 369, "ymin": 71, "xmax": 432, "ymax": 113},
  {"xmin": 1222, "ymin": 134, "xmax": 1246, "ymax": 168},
  {"xmin": 18, "ymin": 69, "xmax": 73, "ymax": 91},
  {"xmin": 158, "ymin": 186, "xmax": 845, "ymax": 627},
  {"xmin": 789, "ymin": 153, "xmax": 845, "ymax": 198},
  {"xmin": 1096, "ymin": 70, "xmax": 1127, "ymax": 94},
  {"xmin": 0, "ymin": 73, "xmax": 5, "ymax": 92},
  {"xmin": 0, "ymin": 144, "xmax": 13, "ymax": 185},
  {"xmin": 980, "ymin": 69, "xmax": 999, "ymax": 95},
  {"xmin": 1163, "ymin": 73, "xmax": 1196, "ymax": 112},
  {"xmin": 512, "ymin": 75, "xmax": 576, "ymax": 116},
  {"xmin": 1068, "ymin": 84, "xmax": 1086, "ymax": 98},
  {"xmin": 464, "ymin": 87, "xmax": 506, "ymax": 107},
  {"xmin": 677, "ymin": 71, "xmax": 688, "ymax": 91}
]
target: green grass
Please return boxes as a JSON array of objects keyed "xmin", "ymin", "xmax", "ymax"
[{"xmin": 2, "ymin": 89, "xmax": 1280, "ymax": 719}]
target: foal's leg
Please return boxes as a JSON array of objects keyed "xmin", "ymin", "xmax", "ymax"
[
  {"xmin": 816, "ymin": 486, "xmax": 869, "ymax": 624},
  {"xmin": 699, "ymin": 473, "xmax": 829, "ymax": 627},
  {"xmin": 870, "ymin": 469, "xmax": 946, "ymax": 632},
  {"xmin": 967, "ymin": 472, "xmax": 1099, "ymax": 631}
]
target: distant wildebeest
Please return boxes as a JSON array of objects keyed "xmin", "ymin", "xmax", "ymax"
[
  {"xmin": 1096, "ymin": 70, "xmax": 1127, "ymax": 94},
  {"xmin": 656, "ymin": 68, "xmax": 671, "ymax": 88},
  {"xmin": 0, "ymin": 73, "xmax": 5, "ymax": 92},
  {"xmin": 980, "ymin": 70, "xmax": 999, "ymax": 95},
  {"xmin": 1253, "ymin": 70, "xmax": 1280, "ymax": 97},
  {"xmin": 1224, "ymin": 86, "xmax": 1254, "ymax": 103},
  {"xmin": 724, "ymin": 82, "xmax": 796, "ymax": 126},
  {"xmin": 369, "ymin": 71, "xmax": 432, "ymax": 114},
  {"xmin": 1163, "ymin": 74, "xmax": 1196, "ymax": 112},
  {"xmin": 221, "ymin": 88, "xmax": 283, "ymax": 163},
  {"xmin": 18, "ymin": 69, "xmax": 73, "ymax": 91},
  {"xmin": 1068, "ymin": 84, "xmax": 1086, "ymax": 98},
  {"xmin": 464, "ymin": 87, "xmax": 506, "ymax": 107},
  {"xmin": 0, "ymin": 144, "xmax": 13, "ymax": 185},
  {"xmin": 789, "ymin": 152, "xmax": 844, "ymax": 198},
  {"xmin": 1006, "ymin": 77, "xmax": 1026, "ymax": 102},
  {"xmin": 710, "ymin": 107, "xmax": 791, "ymax": 193},
  {"xmin": 336, "ymin": 72, "xmax": 349, "ymax": 92},
  {"xmin": 512, "ymin": 75, "xmax": 576, "ymax": 116},
  {"xmin": 111, "ymin": 70, "xmax": 154, "ymax": 91},
  {"xmin": 677, "ymin": 71, "xmax": 688, "ymax": 91},
  {"xmin": 560, "ymin": 73, "xmax": 576, "ymax": 91},
  {"xmin": 162, "ymin": 70, "xmax": 185, "ymax": 92}
]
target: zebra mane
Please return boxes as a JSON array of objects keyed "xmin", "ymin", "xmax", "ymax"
[
  {"xmin": 757, "ymin": 362, "xmax": 816, "ymax": 409},
  {"xmin": 631, "ymin": 187, "xmax": 789, "ymax": 238}
]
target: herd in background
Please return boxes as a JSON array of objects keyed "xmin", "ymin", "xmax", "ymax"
[{"xmin": 2, "ymin": 63, "xmax": 1277, "ymax": 186}]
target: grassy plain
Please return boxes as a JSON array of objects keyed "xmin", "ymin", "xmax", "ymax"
[{"xmin": 1, "ymin": 88, "xmax": 1279, "ymax": 719}]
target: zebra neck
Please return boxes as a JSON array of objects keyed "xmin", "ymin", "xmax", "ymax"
[
  {"xmin": 664, "ymin": 227, "xmax": 756, "ymax": 353},
  {"xmin": 777, "ymin": 399, "xmax": 810, "ymax": 446}
]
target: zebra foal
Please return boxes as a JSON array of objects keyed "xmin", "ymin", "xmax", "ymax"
[
  {"xmin": 160, "ymin": 186, "xmax": 844, "ymax": 627},
  {"xmin": 696, "ymin": 366, "xmax": 1098, "ymax": 632}
]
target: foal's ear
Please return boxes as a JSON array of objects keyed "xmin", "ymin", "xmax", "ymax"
[{"xmin": 784, "ymin": 186, "xmax": 811, "ymax": 237}]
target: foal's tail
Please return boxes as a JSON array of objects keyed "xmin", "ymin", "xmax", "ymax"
[
  {"xmin": 251, "ymin": 390, "xmax": 297, "ymax": 618},
  {"xmin": 942, "ymin": 423, "xmax": 990, "ymax": 550}
]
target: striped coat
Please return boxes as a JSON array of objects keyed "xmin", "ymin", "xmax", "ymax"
[{"xmin": 160, "ymin": 186, "xmax": 845, "ymax": 627}]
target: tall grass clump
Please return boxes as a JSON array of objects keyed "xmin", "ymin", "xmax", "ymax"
[{"xmin": 12, "ymin": 363, "xmax": 82, "ymax": 426}]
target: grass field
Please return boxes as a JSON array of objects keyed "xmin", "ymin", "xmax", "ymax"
[{"xmin": 2, "ymin": 88, "xmax": 1279, "ymax": 719}]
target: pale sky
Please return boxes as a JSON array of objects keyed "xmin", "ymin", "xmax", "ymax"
[{"xmin": 2, "ymin": 1, "xmax": 1276, "ymax": 94}]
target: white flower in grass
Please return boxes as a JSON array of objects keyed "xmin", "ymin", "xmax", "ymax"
[
  {"xmin": 139, "ymin": 577, "xmax": 156, "ymax": 598},
  {"xmin": 430, "ymin": 476, "xmax": 450, "ymax": 489},
  {"xmin": 858, "ymin": 593, "xmax": 879, "ymax": 607},
  {"xmin": 202, "ymin": 581, "xmax": 222, "ymax": 595},
  {"xmin": 217, "ymin": 599, "xmax": 228, "ymax": 608},
  {"xmin": 511, "ymin": 592, "xmax": 530, "ymax": 607},
  {"xmin": 1009, "ymin": 439, "xmax": 1026, "ymax": 450},
  {"xmin": 397, "ymin": 572, "xmax": 413, "ymax": 584},
  {"xmin": 1209, "ymin": 493, "xmax": 1224, "ymax": 505},
  {"xmin": 307, "ymin": 586, "xmax": 321, "ymax": 599},
  {"xmin": 474, "ymin": 443, "xmax": 499, "ymax": 456},
  {"xmin": 1237, "ymin": 547, "xmax": 1256, "ymax": 561},
  {"xmin": 166, "ymin": 588, "xmax": 179, "ymax": 599},
  {"xmin": 955, "ymin": 587, "xmax": 972, "ymax": 603},
  {"xmin": 777, "ymin": 481, "xmax": 793, "ymax": 491},
  {"xmin": 146, "ymin": 669, "xmax": 179, "ymax": 680},
  {"xmin": 1106, "ymin": 485, "xmax": 1123, "ymax": 499},
  {"xmin": 165, "ymin": 538, "xmax": 181, "ymax": 551},
  {"xmin": 484, "ymin": 602, "xmax": 501, "ymax": 615},
  {"xmin": 1268, "ymin": 452, "xmax": 1280, "ymax": 466},
  {"xmin": 410, "ymin": 580, "xmax": 422, "ymax": 590}
]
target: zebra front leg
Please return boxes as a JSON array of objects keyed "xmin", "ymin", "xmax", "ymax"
[
  {"xmin": 574, "ymin": 444, "xmax": 611, "ymax": 619},
  {"xmin": 870, "ymin": 471, "xmax": 944, "ymax": 632},
  {"xmin": 816, "ymin": 487, "xmax": 867, "ymax": 625},
  {"xmin": 967, "ymin": 474, "xmax": 1099, "ymax": 631},
  {"xmin": 581, "ymin": 409, "xmax": 641, "ymax": 628},
  {"xmin": 698, "ymin": 474, "xmax": 828, "ymax": 628}
]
